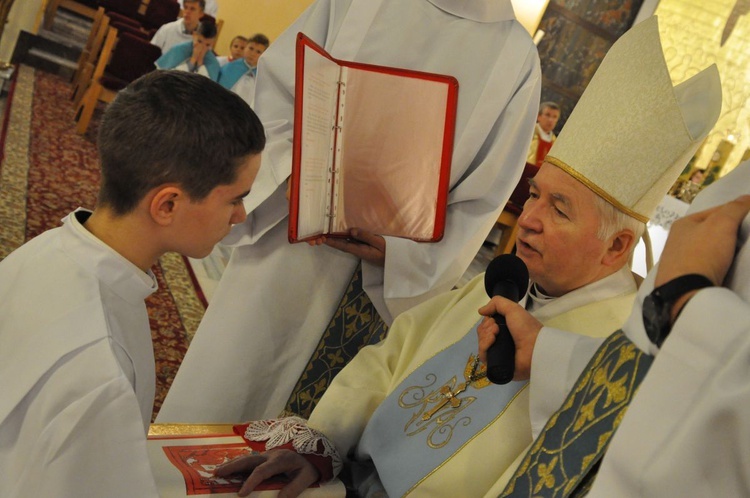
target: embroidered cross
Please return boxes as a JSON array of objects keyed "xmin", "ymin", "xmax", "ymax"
[{"xmin": 421, "ymin": 382, "xmax": 468, "ymax": 421}]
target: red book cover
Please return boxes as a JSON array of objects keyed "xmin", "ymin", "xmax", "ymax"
[
  {"xmin": 147, "ymin": 427, "xmax": 345, "ymax": 497},
  {"xmin": 289, "ymin": 33, "xmax": 458, "ymax": 243}
]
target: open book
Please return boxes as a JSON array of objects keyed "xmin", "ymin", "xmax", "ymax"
[
  {"xmin": 147, "ymin": 424, "xmax": 346, "ymax": 497},
  {"xmin": 288, "ymin": 33, "xmax": 458, "ymax": 243}
]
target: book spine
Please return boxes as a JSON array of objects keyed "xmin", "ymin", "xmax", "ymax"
[{"xmin": 327, "ymin": 66, "xmax": 348, "ymax": 233}]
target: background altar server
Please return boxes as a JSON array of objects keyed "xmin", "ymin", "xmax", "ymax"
[
  {"xmin": 526, "ymin": 101, "xmax": 560, "ymax": 167},
  {"xmin": 212, "ymin": 17, "xmax": 722, "ymax": 498},
  {"xmin": 217, "ymin": 35, "xmax": 247, "ymax": 66},
  {"xmin": 179, "ymin": 0, "xmax": 217, "ymax": 17},
  {"xmin": 158, "ymin": 0, "xmax": 543, "ymax": 423},
  {"xmin": 151, "ymin": 0, "xmax": 205, "ymax": 54},
  {"xmin": 155, "ymin": 20, "xmax": 220, "ymax": 80},
  {"xmin": 218, "ymin": 33, "xmax": 270, "ymax": 107},
  {"xmin": 0, "ymin": 71, "xmax": 265, "ymax": 498}
]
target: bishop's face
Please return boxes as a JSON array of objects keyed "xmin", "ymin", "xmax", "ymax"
[{"xmin": 514, "ymin": 162, "xmax": 611, "ymax": 297}]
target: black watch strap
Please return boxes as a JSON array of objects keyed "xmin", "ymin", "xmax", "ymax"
[
  {"xmin": 653, "ymin": 273, "xmax": 714, "ymax": 303},
  {"xmin": 644, "ymin": 273, "xmax": 713, "ymax": 347}
]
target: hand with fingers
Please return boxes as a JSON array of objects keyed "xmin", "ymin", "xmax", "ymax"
[
  {"xmin": 476, "ymin": 297, "xmax": 543, "ymax": 381},
  {"xmin": 213, "ymin": 449, "xmax": 319, "ymax": 498},
  {"xmin": 307, "ymin": 227, "xmax": 386, "ymax": 267},
  {"xmin": 656, "ymin": 195, "xmax": 750, "ymax": 288},
  {"xmin": 652, "ymin": 194, "xmax": 750, "ymax": 321}
]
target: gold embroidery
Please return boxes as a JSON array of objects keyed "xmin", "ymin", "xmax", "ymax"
[
  {"xmin": 398, "ymin": 355, "xmax": 491, "ymax": 448},
  {"xmin": 545, "ymin": 156, "xmax": 649, "ymax": 223},
  {"xmin": 501, "ymin": 331, "xmax": 654, "ymax": 498},
  {"xmin": 533, "ymin": 456, "xmax": 558, "ymax": 494}
]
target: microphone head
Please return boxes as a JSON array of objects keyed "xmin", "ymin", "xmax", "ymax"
[{"xmin": 484, "ymin": 254, "xmax": 529, "ymax": 300}]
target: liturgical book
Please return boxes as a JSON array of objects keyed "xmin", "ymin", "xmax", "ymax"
[
  {"xmin": 147, "ymin": 424, "xmax": 346, "ymax": 497},
  {"xmin": 288, "ymin": 33, "xmax": 458, "ymax": 243}
]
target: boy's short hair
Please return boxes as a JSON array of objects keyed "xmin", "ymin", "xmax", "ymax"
[
  {"xmin": 97, "ymin": 70, "xmax": 265, "ymax": 215},
  {"xmin": 247, "ymin": 33, "xmax": 270, "ymax": 48},
  {"xmin": 183, "ymin": 0, "xmax": 205, "ymax": 10},
  {"xmin": 231, "ymin": 35, "xmax": 249, "ymax": 45},
  {"xmin": 538, "ymin": 101, "xmax": 560, "ymax": 114},
  {"xmin": 196, "ymin": 19, "xmax": 217, "ymax": 39}
]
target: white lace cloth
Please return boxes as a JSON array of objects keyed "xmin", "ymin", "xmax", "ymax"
[{"xmin": 244, "ymin": 417, "xmax": 343, "ymax": 477}]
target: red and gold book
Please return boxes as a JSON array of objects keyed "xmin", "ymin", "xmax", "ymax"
[
  {"xmin": 147, "ymin": 424, "xmax": 346, "ymax": 497},
  {"xmin": 288, "ymin": 33, "xmax": 458, "ymax": 243}
]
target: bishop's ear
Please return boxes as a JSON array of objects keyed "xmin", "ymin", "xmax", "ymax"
[
  {"xmin": 603, "ymin": 229, "xmax": 637, "ymax": 267},
  {"xmin": 149, "ymin": 186, "xmax": 183, "ymax": 226}
]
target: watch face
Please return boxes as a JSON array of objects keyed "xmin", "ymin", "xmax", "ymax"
[{"xmin": 642, "ymin": 294, "xmax": 667, "ymax": 346}]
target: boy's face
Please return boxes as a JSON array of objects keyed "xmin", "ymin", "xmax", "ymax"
[
  {"xmin": 176, "ymin": 154, "xmax": 261, "ymax": 258},
  {"xmin": 244, "ymin": 42, "xmax": 267, "ymax": 68},
  {"xmin": 230, "ymin": 38, "xmax": 247, "ymax": 59},
  {"xmin": 192, "ymin": 33, "xmax": 215, "ymax": 52},
  {"xmin": 182, "ymin": 1, "xmax": 204, "ymax": 30},
  {"xmin": 537, "ymin": 107, "xmax": 560, "ymax": 134}
]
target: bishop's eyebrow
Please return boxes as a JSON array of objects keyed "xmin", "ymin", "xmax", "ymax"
[
  {"xmin": 528, "ymin": 177, "xmax": 573, "ymax": 209},
  {"xmin": 550, "ymin": 192, "xmax": 573, "ymax": 210}
]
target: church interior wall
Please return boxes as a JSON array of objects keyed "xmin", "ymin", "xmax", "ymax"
[{"xmin": 655, "ymin": 0, "xmax": 750, "ymax": 180}]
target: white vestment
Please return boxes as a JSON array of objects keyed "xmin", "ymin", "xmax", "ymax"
[
  {"xmin": 151, "ymin": 19, "xmax": 193, "ymax": 54},
  {"xmin": 157, "ymin": 0, "xmax": 541, "ymax": 423},
  {"xmin": 0, "ymin": 211, "xmax": 160, "ymax": 497},
  {"xmin": 172, "ymin": 61, "xmax": 214, "ymax": 79},
  {"xmin": 525, "ymin": 160, "xmax": 750, "ymax": 497},
  {"xmin": 307, "ymin": 268, "xmax": 636, "ymax": 497},
  {"xmin": 230, "ymin": 68, "xmax": 257, "ymax": 108}
]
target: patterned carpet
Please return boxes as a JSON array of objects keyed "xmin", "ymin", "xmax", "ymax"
[{"xmin": 0, "ymin": 65, "xmax": 206, "ymax": 420}]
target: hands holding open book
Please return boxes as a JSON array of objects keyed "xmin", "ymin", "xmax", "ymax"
[
  {"xmin": 287, "ymin": 178, "xmax": 387, "ymax": 267},
  {"xmin": 308, "ymin": 228, "xmax": 386, "ymax": 267}
]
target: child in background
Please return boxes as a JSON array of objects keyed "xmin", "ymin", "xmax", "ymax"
[
  {"xmin": 217, "ymin": 33, "xmax": 269, "ymax": 107},
  {"xmin": 217, "ymin": 35, "xmax": 248, "ymax": 66},
  {"xmin": 156, "ymin": 20, "xmax": 221, "ymax": 81}
]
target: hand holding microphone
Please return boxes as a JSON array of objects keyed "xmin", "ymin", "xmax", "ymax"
[{"xmin": 482, "ymin": 254, "xmax": 529, "ymax": 384}]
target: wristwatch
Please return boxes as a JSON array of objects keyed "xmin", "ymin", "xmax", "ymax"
[{"xmin": 642, "ymin": 274, "xmax": 713, "ymax": 347}]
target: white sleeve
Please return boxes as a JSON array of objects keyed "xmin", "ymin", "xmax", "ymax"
[
  {"xmin": 150, "ymin": 26, "xmax": 166, "ymax": 51},
  {"xmin": 11, "ymin": 377, "xmax": 159, "ymax": 497},
  {"xmin": 369, "ymin": 46, "xmax": 542, "ymax": 322},
  {"xmin": 589, "ymin": 288, "xmax": 750, "ymax": 497},
  {"xmin": 221, "ymin": 0, "xmax": 349, "ymax": 245}
]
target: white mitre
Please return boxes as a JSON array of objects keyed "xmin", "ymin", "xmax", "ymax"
[{"xmin": 545, "ymin": 16, "xmax": 722, "ymax": 223}]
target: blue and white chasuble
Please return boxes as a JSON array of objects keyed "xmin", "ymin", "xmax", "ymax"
[{"xmin": 358, "ymin": 322, "xmax": 526, "ymax": 497}]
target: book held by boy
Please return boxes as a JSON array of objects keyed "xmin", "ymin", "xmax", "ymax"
[{"xmin": 288, "ymin": 33, "xmax": 458, "ymax": 243}]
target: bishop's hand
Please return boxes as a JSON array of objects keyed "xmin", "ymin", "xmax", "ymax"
[
  {"xmin": 214, "ymin": 448, "xmax": 318, "ymax": 498},
  {"xmin": 477, "ymin": 296, "xmax": 542, "ymax": 381}
]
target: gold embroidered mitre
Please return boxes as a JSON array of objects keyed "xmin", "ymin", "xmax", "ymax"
[{"xmin": 545, "ymin": 16, "xmax": 722, "ymax": 223}]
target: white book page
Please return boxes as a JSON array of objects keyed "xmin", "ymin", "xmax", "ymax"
[
  {"xmin": 297, "ymin": 46, "xmax": 341, "ymax": 239},
  {"xmin": 333, "ymin": 69, "xmax": 449, "ymax": 239}
]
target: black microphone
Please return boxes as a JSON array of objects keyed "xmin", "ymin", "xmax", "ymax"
[{"xmin": 483, "ymin": 254, "xmax": 529, "ymax": 384}]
